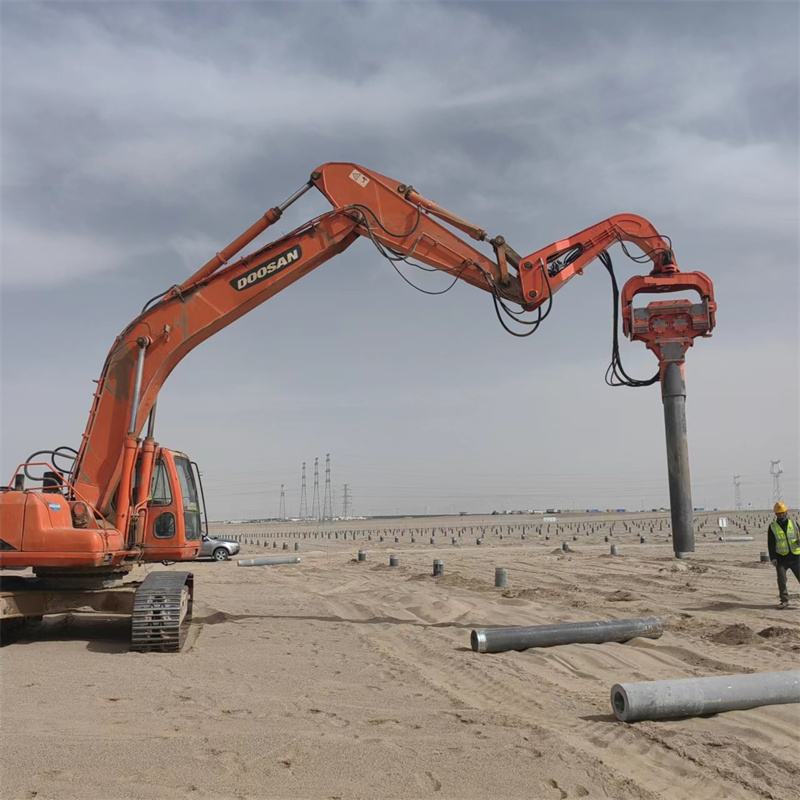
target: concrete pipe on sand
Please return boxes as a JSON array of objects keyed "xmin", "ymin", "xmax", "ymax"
[
  {"xmin": 237, "ymin": 556, "xmax": 301, "ymax": 567},
  {"xmin": 471, "ymin": 617, "xmax": 663, "ymax": 654},
  {"xmin": 611, "ymin": 670, "xmax": 800, "ymax": 722}
]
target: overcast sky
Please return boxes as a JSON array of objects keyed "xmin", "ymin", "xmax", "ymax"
[{"xmin": 1, "ymin": 1, "xmax": 798, "ymax": 520}]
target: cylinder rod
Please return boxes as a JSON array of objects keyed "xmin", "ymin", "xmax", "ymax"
[
  {"xmin": 471, "ymin": 616, "xmax": 662, "ymax": 654},
  {"xmin": 128, "ymin": 339, "xmax": 148, "ymax": 435},
  {"xmin": 279, "ymin": 180, "xmax": 314, "ymax": 212},
  {"xmin": 146, "ymin": 399, "xmax": 158, "ymax": 438},
  {"xmin": 237, "ymin": 556, "xmax": 300, "ymax": 567},
  {"xmin": 611, "ymin": 670, "xmax": 800, "ymax": 722},
  {"xmin": 662, "ymin": 361, "xmax": 694, "ymax": 556}
]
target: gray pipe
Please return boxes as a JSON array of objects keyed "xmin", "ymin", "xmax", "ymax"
[
  {"xmin": 611, "ymin": 670, "xmax": 800, "ymax": 722},
  {"xmin": 237, "ymin": 556, "xmax": 300, "ymax": 567},
  {"xmin": 661, "ymin": 361, "xmax": 694, "ymax": 556},
  {"xmin": 471, "ymin": 616, "xmax": 662, "ymax": 654},
  {"xmin": 718, "ymin": 536, "xmax": 753, "ymax": 542}
]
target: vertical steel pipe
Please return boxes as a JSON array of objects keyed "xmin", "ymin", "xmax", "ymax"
[{"xmin": 662, "ymin": 362, "xmax": 694, "ymax": 556}]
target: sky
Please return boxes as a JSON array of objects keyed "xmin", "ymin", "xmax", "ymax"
[{"xmin": 1, "ymin": 1, "xmax": 798, "ymax": 520}]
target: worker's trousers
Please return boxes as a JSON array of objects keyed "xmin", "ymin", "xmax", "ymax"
[{"xmin": 775, "ymin": 556, "xmax": 800, "ymax": 603}]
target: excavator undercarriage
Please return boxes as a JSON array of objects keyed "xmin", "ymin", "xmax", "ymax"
[{"xmin": 0, "ymin": 571, "xmax": 193, "ymax": 653}]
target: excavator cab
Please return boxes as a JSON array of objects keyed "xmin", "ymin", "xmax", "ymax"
[
  {"xmin": 1, "ymin": 447, "xmax": 200, "ymax": 652},
  {"xmin": 136, "ymin": 448, "xmax": 203, "ymax": 562}
]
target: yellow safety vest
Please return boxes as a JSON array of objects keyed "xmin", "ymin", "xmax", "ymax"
[{"xmin": 770, "ymin": 519, "xmax": 800, "ymax": 556}]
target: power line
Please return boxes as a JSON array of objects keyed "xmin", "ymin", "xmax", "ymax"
[
  {"xmin": 299, "ymin": 462, "xmax": 308, "ymax": 520},
  {"xmin": 323, "ymin": 453, "xmax": 334, "ymax": 521},
  {"xmin": 311, "ymin": 457, "xmax": 321, "ymax": 521},
  {"xmin": 770, "ymin": 460, "xmax": 783, "ymax": 504},
  {"xmin": 733, "ymin": 475, "xmax": 742, "ymax": 511},
  {"xmin": 342, "ymin": 483, "xmax": 351, "ymax": 519}
]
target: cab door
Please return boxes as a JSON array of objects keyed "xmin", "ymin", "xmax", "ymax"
[
  {"xmin": 172, "ymin": 453, "xmax": 202, "ymax": 546},
  {"xmin": 141, "ymin": 451, "xmax": 200, "ymax": 561}
]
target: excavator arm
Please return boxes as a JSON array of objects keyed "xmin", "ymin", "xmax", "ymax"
[
  {"xmin": 314, "ymin": 163, "xmax": 715, "ymax": 352},
  {"xmin": 64, "ymin": 162, "xmax": 714, "ymax": 553}
]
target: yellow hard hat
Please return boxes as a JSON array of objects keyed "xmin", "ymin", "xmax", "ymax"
[{"xmin": 774, "ymin": 502, "xmax": 788, "ymax": 514}]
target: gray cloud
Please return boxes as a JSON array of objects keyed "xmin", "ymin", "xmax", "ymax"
[{"xmin": 2, "ymin": 1, "xmax": 797, "ymax": 517}]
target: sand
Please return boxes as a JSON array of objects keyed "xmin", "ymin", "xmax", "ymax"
[{"xmin": 1, "ymin": 511, "xmax": 798, "ymax": 800}]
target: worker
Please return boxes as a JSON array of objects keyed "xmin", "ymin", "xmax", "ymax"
[{"xmin": 768, "ymin": 502, "xmax": 800, "ymax": 609}]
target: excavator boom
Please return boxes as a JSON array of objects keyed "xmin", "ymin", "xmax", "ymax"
[{"xmin": 72, "ymin": 211, "xmax": 361, "ymax": 518}]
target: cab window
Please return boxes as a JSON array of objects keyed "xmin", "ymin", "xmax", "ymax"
[
  {"xmin": 175, "ymin": 456, "xmax": 202, "ymax": 541},
  {"xmin": 174, "ymin": 457, "xmax": 199, "ymax": 510},
  {"xmin": 151, "ymin": 460, "xmax": 172, "ymax": 506},
  {"xmin": 154, "ymin": 512, "xmax": 176, "ymax": 539}
]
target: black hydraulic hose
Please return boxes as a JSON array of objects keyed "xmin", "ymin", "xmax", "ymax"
[{"xmin": 600, "ymin": 250, "xmax": 658, "ymax": 387}]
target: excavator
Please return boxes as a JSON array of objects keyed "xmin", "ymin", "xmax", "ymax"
[{"xmin": 0, "ymin": 163, "xmax": 716, "ymax": 652}]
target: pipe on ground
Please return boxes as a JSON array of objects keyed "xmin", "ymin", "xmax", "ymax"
[
  {"xmin": 718, "ymin": 536, "xmax": 754, "ymax": 542},
  {"xmin": 611, "ymin": 670, "xmax": 800, "ymax": 722},
  {"xmin": 237, "ymin": 556, "xmax": 301, "ymax": 567},
  {"xmin": 471, "ymin": 617, "xmax": 662, "ymax": 654}
]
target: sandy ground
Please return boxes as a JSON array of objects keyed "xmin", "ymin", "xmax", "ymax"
[{"xmin": 1, "ymin": 511, "xmax": 798, "ymax": 800}]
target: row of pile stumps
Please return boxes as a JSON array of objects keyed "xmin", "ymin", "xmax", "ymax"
[{"xmin": 228, "ymin": 512, "xmax": 767, "ymax": 557}]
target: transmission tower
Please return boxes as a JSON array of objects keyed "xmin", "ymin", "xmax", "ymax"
[
  {"xmin": 733, "ymin": 476, "xmax": 742, "ymax": 511},
  {"xmin": 342, "ymin": 483, "xmax": 351, "ymax": 519},
  {"xmin": 323, "ymin": 454, "xmax": 334, "ymax": 521},
  {"xmin": 770, "ymin": 460, "xmax": 783, "ymax": 504},
  {"xmin": 279, "ymin": 484, "xmax": 286, "ymax": 520},
  {"xmin": 311, "ymin": 457, "xmax": 321, "ymax": 521},
  {"xmin": 299, "ymin": 462, "xmax": 308, "ymax": 520}
]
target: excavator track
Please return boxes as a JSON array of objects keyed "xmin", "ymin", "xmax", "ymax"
[{"xmin": 131, "ymin": 571, "xmax": 193, "ymax": 653}]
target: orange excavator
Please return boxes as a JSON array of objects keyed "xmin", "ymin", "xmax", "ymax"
[{"xmin": 0, "ymin": 163, "xmax": 716, "ymax": 651}]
